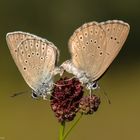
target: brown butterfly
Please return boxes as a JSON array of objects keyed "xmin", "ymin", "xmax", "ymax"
[{"xmin": 61, "ymin": 20, "xmax": 130, "ymax": 92}]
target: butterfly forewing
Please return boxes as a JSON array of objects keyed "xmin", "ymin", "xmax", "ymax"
[
  {"xmin": 6, "ymin": 32, "xmax": 37, "ymax": 65},
  {"xmin": 6, "ymin": 32, "xmax": 59, "ymax": 91},
  {"xmin": 68, "ymin": 22, "xmax": 107, "ymax": 80}
]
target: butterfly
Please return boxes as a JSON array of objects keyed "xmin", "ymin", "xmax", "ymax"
[
  {"xmin": 6, "ymin": 31, "xmax": 63, "ymax": 99},
  {"xmin": 60, "ymin": 20, "xmax": 130, "ymax": 92}
]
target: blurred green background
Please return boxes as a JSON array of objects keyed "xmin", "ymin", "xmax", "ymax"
[{"xmin": 0, "ymin": 0, "xmax": 139, "ymax": 140}]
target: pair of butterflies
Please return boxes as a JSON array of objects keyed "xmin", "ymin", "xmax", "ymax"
[{"xmin": 6, "ymin": 20, "xmax": 130, "ymax": 99}]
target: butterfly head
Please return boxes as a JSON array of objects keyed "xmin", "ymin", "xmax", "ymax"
[
  {"xmin": 86, "ymin": 81, "xmax": 99, "ymax": 90},
  {"xmin": 31, "ymin": 81, "xmax": 54, "ymax": 99}
]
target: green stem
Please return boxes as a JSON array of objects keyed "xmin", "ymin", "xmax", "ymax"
[
  {"xmin": 63, "ymin": 114, "xmax": 83, "ymax": 140},
  {"xmin": 59, "ymin": 121, "xmax": 65, "ymax": 140}
]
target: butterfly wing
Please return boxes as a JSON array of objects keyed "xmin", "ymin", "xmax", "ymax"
[
  {"xmin": 68, "ymin": 22, "xmax": 107, "ymax": 80},
  {"xmin": 95, "ymin": 20, "xmax": 130, "ymax": 80},
  {"xmin": 6, "ymin": 31, "xmax": 37, "ymax": 65},
  {"xmin": 6, "ymin": 32, "xmax": 59, "ymax": 91},
  {"xmin": 68, "ymin": 20, "xmax": 130, "ymax": 81}
]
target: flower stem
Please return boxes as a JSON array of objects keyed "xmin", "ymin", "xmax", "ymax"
[
  {"xmin": 63, "ymin": 114, "xmax": 83, "ymax": 140},
  {"xmin": 59, "ymin": 121, "xmax": 65, "ymax": 140}
]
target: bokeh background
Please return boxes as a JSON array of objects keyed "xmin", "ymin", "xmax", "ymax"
[{"xmin": 0, "ymin": 0, "xmax": 139, "ymax": 140}]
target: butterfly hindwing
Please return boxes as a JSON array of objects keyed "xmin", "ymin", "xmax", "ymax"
[{"xmin": 68, "ymin": 22, "xmax": 107, "ymax": 80}]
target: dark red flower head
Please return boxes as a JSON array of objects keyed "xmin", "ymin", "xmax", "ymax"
[
  {"xmin": 79, "ymin": 95, "xmax": 101, "ymax": 115},
  {"xmin": 50, "ymin": 77, "xmax": 84, "ymax": 123}
]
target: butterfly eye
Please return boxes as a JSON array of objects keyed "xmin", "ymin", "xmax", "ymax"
[
  {"xmin": 92, "ymin": 83, "xmax": 96, "ymax": 88},
  {"xmin": 85, "ymin": 82, "xmax": 98, "ymax": 90},
  {"xmin": 32, "ymin": 91, "xmax": 38, "ymax": 98}
]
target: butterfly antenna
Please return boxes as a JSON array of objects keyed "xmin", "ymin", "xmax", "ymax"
[
  {"xmin": 43, "ymin": 92, "xmax": 60, "ymax": 101},
  {"xmin": 53, "ymin": 83, "xmax": 64, "ymax": 87},
  {"xmin": 64, "ymin": 76, "xmax": 76, "ymax": 81},
  {"xmin": 10, "ymin": 90, "xmax": 30, "ymax": 97},
  {"xmin": 101, "ymin": 88, "xmax": 111, "ymax": 104},
  {"xmin": 98, "ymin": 84, "xmax": 111, "ymax": 104},
  {"xmin": 53, "ymin": 76, "xmax": 77, "ymax": 87},
  {"xmin": 103, "ymin": 90, "xmax": 111, "ymax": 104}
]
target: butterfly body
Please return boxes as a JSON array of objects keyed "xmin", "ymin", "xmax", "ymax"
[{"xmin": 61, "ymin": 60, "xmax": 98, "ymax": 90}]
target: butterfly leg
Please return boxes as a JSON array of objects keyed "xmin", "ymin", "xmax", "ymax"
[
  {"xmin": 60, "ymin": 60, "xmax": 74, "ymax": 74},
  {"xmin": 53, "ymin": 67, "xmax": 64, "ymax": 76}
]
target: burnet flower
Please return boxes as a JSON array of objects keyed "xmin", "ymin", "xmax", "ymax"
[
  {"xmin": 50, "ymin": 77, "xmax": 84, "ymax": 122},
  {"xmin": 50, "ymin": 77, "xmax": 100, "ymax": 122}
]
